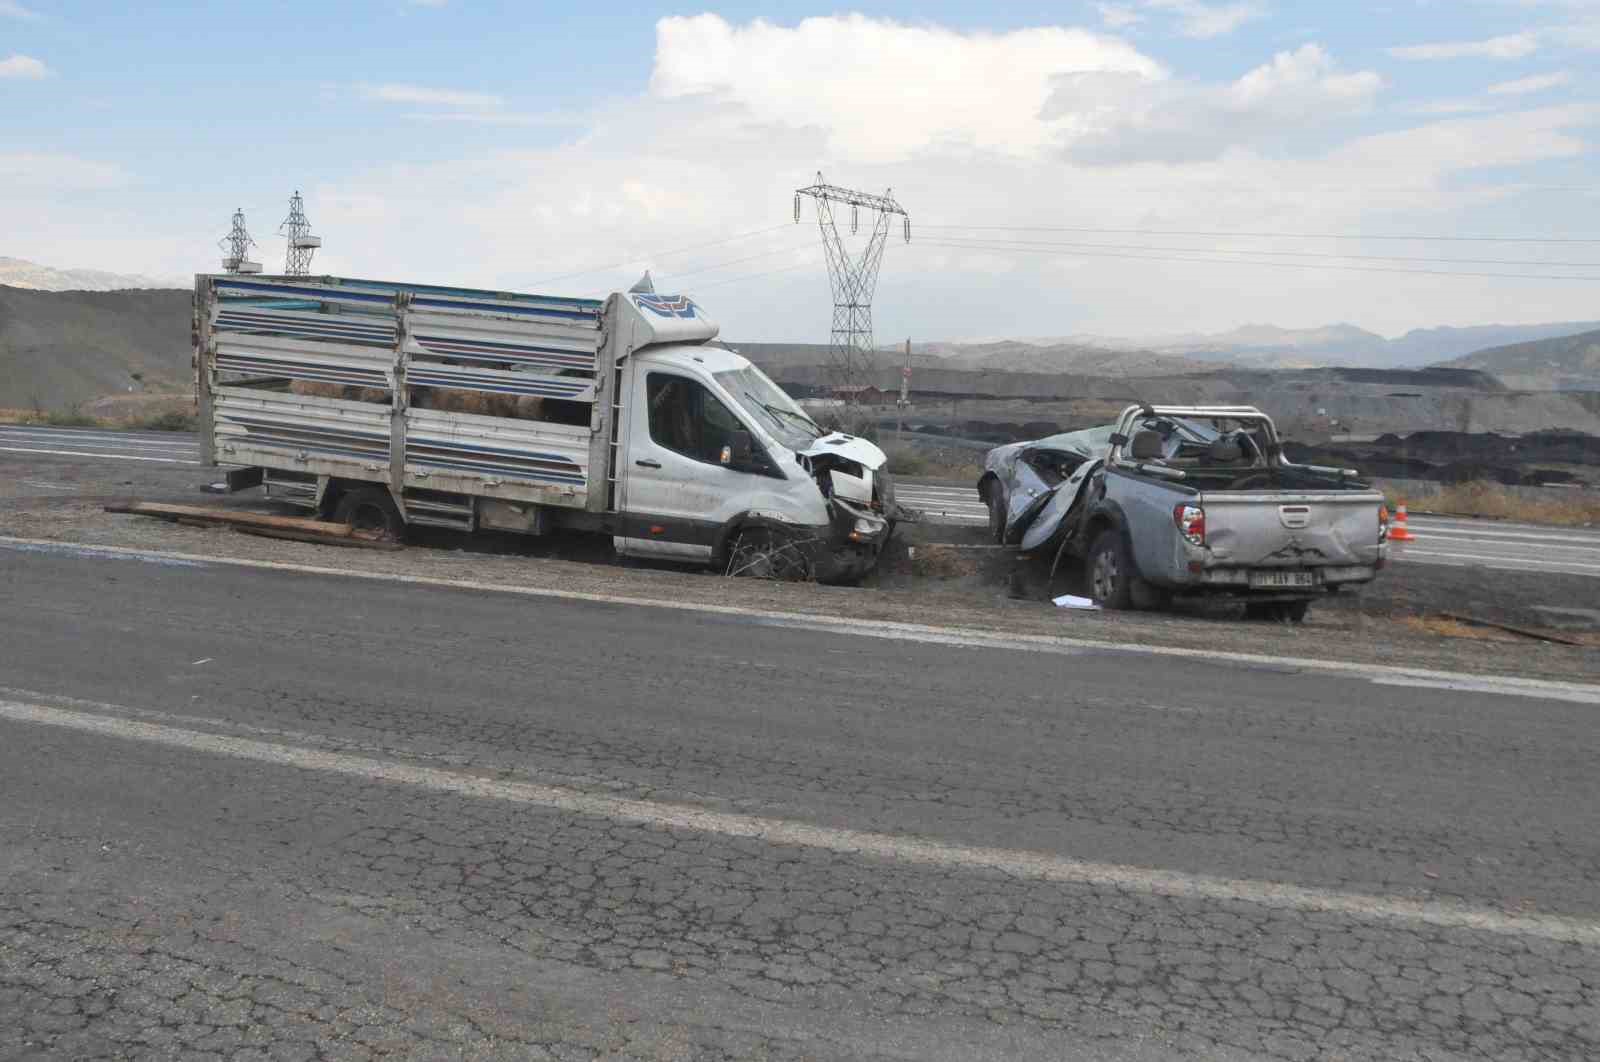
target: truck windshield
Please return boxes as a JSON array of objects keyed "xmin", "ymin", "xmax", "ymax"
[{"xmin": 714, "ymin": 365, "xmax": 824, "ymax": 451}]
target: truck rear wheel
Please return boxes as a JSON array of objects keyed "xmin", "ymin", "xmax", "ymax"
[
  {"xmin": 1087, "ymin": 530, "xmax": 1134, "ymax": 610},
  {"xmin": 334, "ymin": 486, "xmax": 404, "ymax": 543}
]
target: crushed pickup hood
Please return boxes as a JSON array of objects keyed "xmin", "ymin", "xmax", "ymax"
[{"xmin": 800, "ymin": 433, "xmax": 887, "ymax": 471}]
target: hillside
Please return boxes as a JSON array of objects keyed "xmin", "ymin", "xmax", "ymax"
[
  {"xmin": 1440, "ymin": 328, "xmax": 1600, "ymax": 391},
  {"xmin": 0, "ymin": 285, "xmax": 191, "ymax": 409},
  {"xmin": 0, "ymin": 256, "xmax": 176, "ymax": 293},
  {"xmin": 1055, "ymin": 320, "xmax": 1600, "ymax": 369},
  {"xmin": 915, "ymin": 340, "xmax": 1219, "ymax": 376}
]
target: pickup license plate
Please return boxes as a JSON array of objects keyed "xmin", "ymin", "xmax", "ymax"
[{"xmin": 1249, "ymin": 569, "xmax": 1318, "ymax": 588}]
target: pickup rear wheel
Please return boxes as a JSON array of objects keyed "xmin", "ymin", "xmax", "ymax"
[{"xmin": 1087, "ymin": 530, "xmax": 1134, "ymax": 610}]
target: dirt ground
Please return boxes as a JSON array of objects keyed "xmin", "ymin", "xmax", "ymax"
[{"xmin": 2, "ymin": 452, "xmax": 1596, "ymax": 683}]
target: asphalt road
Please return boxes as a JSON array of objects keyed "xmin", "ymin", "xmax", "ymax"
[
  {"xmin": 2, "ymin": 542, "xmax": 1598, "ymax": 1059},
  {"xmin": 894, "ymin": 482, "xmax": 1600, "ymax": 579}
]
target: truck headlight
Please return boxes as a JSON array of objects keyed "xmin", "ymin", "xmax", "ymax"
[{"xmin": 850, "ymin": 515, "xmax": 885, "ymax": 541}]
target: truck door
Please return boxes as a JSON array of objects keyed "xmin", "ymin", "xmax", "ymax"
[{"xmin": 616, "ymin": 369, "xmax": 750, "ymax": 561}]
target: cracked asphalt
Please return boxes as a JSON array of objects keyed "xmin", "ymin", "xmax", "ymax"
[{"xmin": 3, "ymin": 546, "xmax": 1598, "ymax": 1059}]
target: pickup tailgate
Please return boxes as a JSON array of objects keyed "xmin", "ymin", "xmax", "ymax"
[{"xmin": 1199, "ymin": 491, "xmax": 1384, "ymax": 569}]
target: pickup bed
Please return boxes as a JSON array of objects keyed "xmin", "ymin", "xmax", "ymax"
[{"xmin": 978, "ymin": 405, "xmax": 1388, "ymax": 620}]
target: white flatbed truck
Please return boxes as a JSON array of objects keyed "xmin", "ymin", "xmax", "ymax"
[{"xmin": 194, "ymin": 273, "xmax": 897, "ymax": 581}]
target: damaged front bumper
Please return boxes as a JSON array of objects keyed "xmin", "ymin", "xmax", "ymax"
[{"xmin": 813, "ymin": 496, "xmax": 893, "ymax": 583}]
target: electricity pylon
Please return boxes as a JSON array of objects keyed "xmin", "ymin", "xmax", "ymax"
[
  {"xmin": 217, "ymin": 208, "xmax": 261, "ymax": 274},
  {"xmin": 794, "ymin": 173, "xmax": 909, "ymax": 398},
  {"xmin": 278, "ymin": 190, "xmax": 322, "ymax": 275}
]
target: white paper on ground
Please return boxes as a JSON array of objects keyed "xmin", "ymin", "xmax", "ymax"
[{"xmin": 1053, "ymin": 594, "xmax": 1101, "ymax": 610}]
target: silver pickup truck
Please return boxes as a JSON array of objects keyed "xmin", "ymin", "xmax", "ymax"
[{"xmin": 978, "ymin": 405, "xmax": 1388, "ymax": 620}]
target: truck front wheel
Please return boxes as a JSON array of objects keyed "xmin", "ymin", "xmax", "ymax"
[{"xmin": 1087, "ymin": 530, "xmax": 1134, "ymax": 610}]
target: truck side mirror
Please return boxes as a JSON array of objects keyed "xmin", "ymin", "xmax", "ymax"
[{"xmin": 728, "ymin": 430, "xmax": 753, "ymax": 465}]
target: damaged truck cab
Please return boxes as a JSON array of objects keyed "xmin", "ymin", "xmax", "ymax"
[
  {"xmin": 193, "ymin": 273, "xmax": 896, "ymax": 583},
  {"xmin": 616, "ymin": 341, "xmax": 897, "ymax": 582}
]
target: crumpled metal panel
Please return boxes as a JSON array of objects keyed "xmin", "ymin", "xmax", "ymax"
[{"xmin": 1019, "ymin": 459, "xmax": 1103, "ymax": 553}]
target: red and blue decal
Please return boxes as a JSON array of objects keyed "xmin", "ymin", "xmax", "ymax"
[{"xmin": 633, "ymin": 293, "xmax": 699, "ymax": 319}]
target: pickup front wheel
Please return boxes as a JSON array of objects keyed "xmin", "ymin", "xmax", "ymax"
[{"xmin": 1087, "ymin": 530, "xmax": 1135, "ymax": 610}]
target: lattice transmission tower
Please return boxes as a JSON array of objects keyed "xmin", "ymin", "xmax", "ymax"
[
  {"xmin": 278, "ymin": 190, "xmax": 322, "ymax": 275},
  {"xmin": 793, "ymin": 173, "xmax": 909, "ymax": 395},
  {"xmin": 217, "ymin": 208, "xmax": 262, "ymax": 274}
]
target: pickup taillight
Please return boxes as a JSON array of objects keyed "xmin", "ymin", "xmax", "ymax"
[
  {"xmin": 1378, "ymin": 504, "xmax": 1390, "ymax": 542},
  {"xmin": 1174, "ymin": 502, "xmax": 1205, "ymax": 546}
]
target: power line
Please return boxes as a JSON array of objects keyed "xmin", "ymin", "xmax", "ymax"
[
  {"xmin": 921, "ymin": 223, "xmax": 1600, "ymax": 244},
  {"xmin": 913, "ymin": 239, "xmax": 1600, "ymax": 281},
  {"xmin": 579, "ymin": 239, "xmax": 815, "ymax": 297},
  {"xmin": 916, "ymin": 234, "xmax": 1600, "ymax": 269},
  {"xmin": 529, "ymin": 223, "xmax": 793, "ymax": 285},
  {"xmin": 689, "ymin": 257, "xmax": 821, "ymax": 291}
]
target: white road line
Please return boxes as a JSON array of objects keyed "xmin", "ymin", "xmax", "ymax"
[
  {"xmin": 3, "ymin": 535, "xmax": 1596, "ymax": 705},
  {"xmin": 1409, "ymin": 526, "xmax": 1600, "ymax": 547},
  {"xmin": 0, "ymin": 446, "xmax": 200, "ymax": 465},
  {"xmin": 0, "ymin": 429, "xmax": 199, "ymax": 448},
  {"xmin": 1396, "ymin": 547, "xmax": 1600, "ymax": 574},
  {"xmin": 2, "ymin": 694, "xmax": 1594, "ymax": 945}
]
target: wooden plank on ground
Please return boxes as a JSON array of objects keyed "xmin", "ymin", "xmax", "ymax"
[{"xmin": 105, "ymin": 502, "xmax": 354, "ymax": 537}]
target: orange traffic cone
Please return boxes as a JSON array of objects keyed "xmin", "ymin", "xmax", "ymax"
[{"xmin": 1389, "ymin": 503, "xmax": 1415, "ymax": 542}]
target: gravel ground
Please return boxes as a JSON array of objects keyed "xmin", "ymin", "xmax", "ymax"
[{"xmin": 2, "ymin": 453, "xmax": 1596, "ymax": 683}]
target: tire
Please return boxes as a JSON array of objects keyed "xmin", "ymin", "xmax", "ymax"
[
  {"xmin": 985, "ymin": 483, "xmax": 1007, "ymax": 544},
  {"xmin": 724, "ymin": 527, "xmax": 813, "ymax": 581},
  {"xmin": 333, "ymin": 485, "xmax": 404, "ymax": 543},
  {"xmin": 1086, "ymin": 530, "xmax": 1134, "ymax": 610},
  {"xmin": 1245, "ymin": 600, "xmax": 1312, "ymax": 623}
]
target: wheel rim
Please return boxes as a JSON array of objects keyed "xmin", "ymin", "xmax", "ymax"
[{"xmin": 1092, "ymin": 549, "xmax": 1118, "ymax": 600}]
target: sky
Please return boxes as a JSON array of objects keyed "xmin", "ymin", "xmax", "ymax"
[{"xmin": 1, "ymin": 0, "xmax": 1597, "ymax": 342}]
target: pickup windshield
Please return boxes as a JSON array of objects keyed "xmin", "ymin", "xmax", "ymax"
[{"xmin": 715, "ymin": 365, "xmax": 824, "ymax": 451}]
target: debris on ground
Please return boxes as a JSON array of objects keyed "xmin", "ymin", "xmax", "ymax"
[{"xmin": 105, "ymin": 502, "xmax": 401, "ymax": 550}]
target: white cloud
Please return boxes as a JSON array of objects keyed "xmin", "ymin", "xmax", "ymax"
[
  {"xmin": 0, "ymin": 1, "xmax": 39, "ymax": 19},
  {"xmin": 1097, "ymin": 3, "xmax": 1145, "ymax": 28},
  {"xmin": 1406, "ymin": 98, "xmax": 1494, "ymax": 116},
  {"xmin": 650, "ymin": 13, "xmax": 1161, "ymax": 163},
  {"xmin": 1142, "ymin": 0, "xmax": 1267, "ymax": 39},
  {"xmin": 1047, "ymin": 44, "xmax": 1382, "ymax": 164},
  {"xmin": 1488, "ymin": 70, "xmax": 1571, "ymax": 93},
  {"xmin": 1387, "ymin": 31, "xmax": 1541, "ymax": 60},
  {"xmin": 0, "ymin": 53, "xmax": 47, "ymax": 78},
  {"xmin": 359, "ymin": 83, "xmax": 503, "ymax": 108},
  {"xmin": 0, "ymin": 151, "xmax": 128, "ymax": 189}
]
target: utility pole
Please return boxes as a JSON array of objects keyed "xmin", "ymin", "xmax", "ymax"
[
  {"xmin": 278, "ymin": 190, "xmax": 322, "ymax": 275},
  {"xmin": 897, "ymin": 338, "xmax": 910, "ymax": 441},
  {"xmin": 793, "ymin": 173, "xmax": 910, "ymax": 401},
  {"xmin": 217, "ymin": 208, "xmax": 262, "ymax": 274}
]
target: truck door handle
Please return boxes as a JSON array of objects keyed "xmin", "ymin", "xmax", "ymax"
[{"xmin": 635, "ymin": 459, "xmax": 661, "ymax": 469}]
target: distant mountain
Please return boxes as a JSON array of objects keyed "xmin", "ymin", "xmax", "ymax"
[
  {"xmin": 0, "ymin": 256, "xmax": 179, "ymax": 293},
  {"xmin": 916, "ymin": 340, "xmax": 1218, "ymax": 377},
  {"xmin": 1440, "ymin": 328, "xmax": 1600, "ymax": 391},
  {"xmin": 1040, "ymin": 321, "xmax": 1600, "ymax": 369}
]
